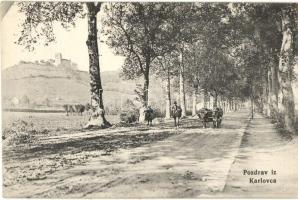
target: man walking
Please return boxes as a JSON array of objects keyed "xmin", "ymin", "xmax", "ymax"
[{"xmin": 171, "ymin": 101, "xmax": 182, "ymax": 128}]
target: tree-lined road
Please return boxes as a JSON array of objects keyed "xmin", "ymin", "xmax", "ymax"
[
  {"xmin": 2, "ymin": 3, "xmax": 297, "ymax": 198},
  {"xmin": 4, "ymin": 110, "xmax": 250, "ymax": 198},
  {"xmin": 14, "ymin": 2, "xmax": 297, "ymax": 133}
]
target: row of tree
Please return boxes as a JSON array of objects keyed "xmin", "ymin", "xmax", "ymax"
[
  {"xmin": 17, "ymin": 2, "xmax": 297, "ymax": 133},
  {"xmin": 101, "ymin": 3, "xmax": 297, "ymax": 133}
]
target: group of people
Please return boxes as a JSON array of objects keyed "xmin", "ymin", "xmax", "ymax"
[
  {"xmin": 144, "ymin": 101, "xmax": 223, "ymax": 128},
  {"xmin": 143, "ymin": 101, "xmax": 182, "ymax": 128},
  {"xmin": 73, "ymin": 101, "xmax": 222, "ymax": 128}
]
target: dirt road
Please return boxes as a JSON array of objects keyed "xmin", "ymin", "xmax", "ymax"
[{"xmin": 4, "ymin": 111, "xmax": 250, "ymax": 198}]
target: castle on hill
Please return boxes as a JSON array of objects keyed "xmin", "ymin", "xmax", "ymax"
[
  {"xmin": 19, "ymin": 53, "xmax": 78, "ymax": 70},
  {"xmin": 53, "ymin": 53, "xmax": 77, "ymax": 69}
]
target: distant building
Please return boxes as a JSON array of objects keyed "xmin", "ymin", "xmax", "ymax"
[
  {"xmin": 18, "ymin": 53, "xmax": 78, "ymax": 69},
  {"xmin": 54, "ymin": 53, "xmax": 62, "ymax": 66},
  {"xmin": 53, "ymin": 53, "xmax": 78, "ymax": 70}
]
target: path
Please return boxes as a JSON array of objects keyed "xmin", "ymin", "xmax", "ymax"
[
  {"xmin": 4, "ymin": 110, "xmax": 250, "ymax": 198},
  {"xmin": 222, "ymin": 113, "xmax": 298, "ymax": 198}
]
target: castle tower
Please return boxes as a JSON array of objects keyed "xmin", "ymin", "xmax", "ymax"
[{"xmin": 54, "ymin": 53, "xmax": 62, "ymax": 66}]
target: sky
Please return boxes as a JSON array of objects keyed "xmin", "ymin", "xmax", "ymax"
[{"xmin": 1, "ymin": 3, "xmax": 125, "ymax": 72}]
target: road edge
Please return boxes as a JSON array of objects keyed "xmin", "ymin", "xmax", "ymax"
[{"xmin": 220, "ymin": 113, "xmax": 252, "ymax": 192}]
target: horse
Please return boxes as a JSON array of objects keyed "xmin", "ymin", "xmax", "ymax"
[
  {"xmin": 63, "ymin": 104, "xmax": 75, "ymax": 116},
  {"xmin": 212, "ymin": 107, "xmax": 223, "ymax": 128},
  {"xmin": 74, "ymin": 104, "xmax": 86, "ymax": 115},
  {"xmin": 171, "ymin": 104, "xmax": 182, "ymax": 128},
  {"xmin": 197, "ymin": 108, "xmax": 212, "ymax": 128},
  {"xmin": 197, "ymin": 107, "xmax": 223, "ymax": 128},
  {"xmin": 144, "ymin": 107, "xmax": 154, "ymax": 126}
]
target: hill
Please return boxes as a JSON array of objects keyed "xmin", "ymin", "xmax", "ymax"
[{"xmin": 1, "ymin": 62, "xmax": 165, "ymax": 111}]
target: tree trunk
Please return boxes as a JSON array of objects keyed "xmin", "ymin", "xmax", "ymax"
[
  {"xmin": 263, "ymin": 76, "xmax": 269, "ymax": 116},
  {"xmin": 278, "ymin": 6, "xmax": 295, "ymax": 133},
  {"xmin": 203, "ymin": 89, "xmax": 208, "ymax": 108},
  {"xmin": 165, "ymin": 67, "xmax": 171, "ymax": 119},
  {"xmin": 213, "ymin": 92, "xmax": 218, "ymax": 108},
  {"xmin": 271, "ymin": 63, "xmax": 279, "ymax": 118},
  {"xmin": 179, "ymin": 52, "xmax": 186, "ymax": 117},
  {"xmin": 143, "ymin": 72, "xmax": 149, "ymax": 107},
  {"xmin": 139, "ymin": 58, "xmax": 150, "ymax": 122},
  {"xmin": 192, "ymin": 85, "xmax": 198, "ymax": 116},
  {"xmin": 85, "ymin": 3, "xmax": 111, "ymax": 129},
  {"xmin": 229, "ymin": 99, "xmax": 232, "ymax": 111},
  {"xmin": 267, "ymin": 69, "xmax": 272, "ymax": 117},
  {"xmin": 251, "ymin": 96, "xmax": 254, "ymax": 119}
]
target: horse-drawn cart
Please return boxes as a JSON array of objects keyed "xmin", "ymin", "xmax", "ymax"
[{"xmin": 197, "ymin": 108, "xmax": 223, "ymax": 128}]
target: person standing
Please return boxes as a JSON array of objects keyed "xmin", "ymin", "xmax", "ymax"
[{"xmin": 171, "ymin": 101, "xmax": 182, "ymax": 128}]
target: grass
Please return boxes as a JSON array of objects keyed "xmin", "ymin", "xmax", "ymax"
[
  {"xmin": 2, "ymin": 111, "xmax": 176, "ymax": 188},
  {"xmin": 2, "ymin": 111, "xmax": 120, "ymax": 132}
]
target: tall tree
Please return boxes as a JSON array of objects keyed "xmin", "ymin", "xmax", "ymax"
[
  {"xmin": 102, "ymin": 2, "xmax": 181, "ymax": 120},
  {"xmin": 17, "ymin": 2, "xmax": 111, "ymax": 128},
  {"xmin": 238, "ymin": 3, "xmax": 296, "ymax": 132},
  {"xmin": 179, "ymin": 52, "xmax": 187, "ymax": 116},
  {"xmin": 278, "ymin": 4, "xmax": 296, "ymax": 133},
  {"xmin": 172, "ymin": 3, "xmax": 201, "ymax": 116},
  {"xmin": 153, "ymin": 54, "xmax": 179, "ymax": 119},
  {"xmin": 244, "ymin": 4, "xmax": 282, "ymax": 118},
  {"xmin": 183, "ymin": 41, "xmax": 205, "ymax": 115},
  {"xmin": 85, "ymin": 3, "xmax": 111, "ymax": 128}
]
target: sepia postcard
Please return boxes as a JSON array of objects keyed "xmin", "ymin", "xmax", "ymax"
[{"xmin": 1, "ymin": 1, "xmax": 298, "ymax": 198}]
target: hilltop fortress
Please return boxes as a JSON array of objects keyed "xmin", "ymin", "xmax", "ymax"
[
  {"xmin": 18, "ymin": 53, "xmax": 78, "ymax": 70},
  {"xmin": 53, "ymin": 53, "xmax": 77, "ymax": 69}
]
